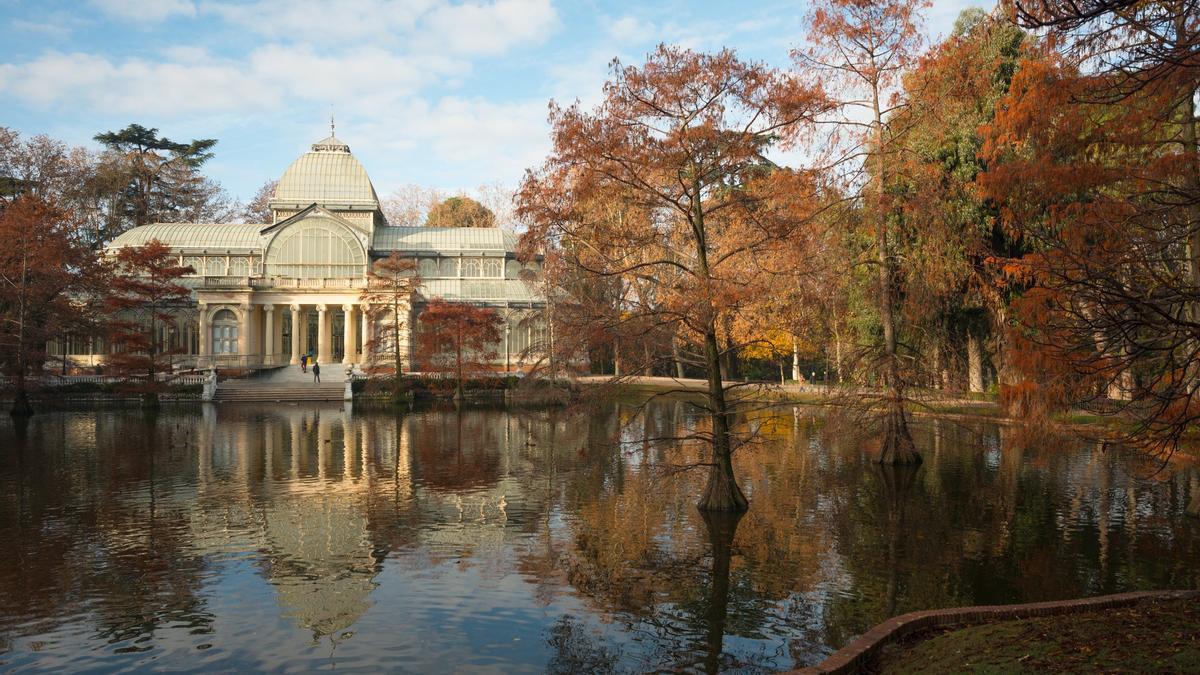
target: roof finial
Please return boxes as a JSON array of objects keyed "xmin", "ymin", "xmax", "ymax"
[{"xmin": 330, "ymin": 106, "xmax": 335, "ymax": 136}]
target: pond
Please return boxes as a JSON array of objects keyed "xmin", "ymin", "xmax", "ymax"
[{"xmin": 0, "ymin": 401, "xmax": 1197, "ymax": 672}]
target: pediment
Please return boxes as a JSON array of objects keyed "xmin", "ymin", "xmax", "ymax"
[{"xmin": 260, "ymin": 203, "xmax": 368, "ymax": 238}]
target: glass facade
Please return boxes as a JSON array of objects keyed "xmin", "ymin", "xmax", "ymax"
[{"xmin": 266, "ymin": 221, "xmax": 365, "ymax": 278}]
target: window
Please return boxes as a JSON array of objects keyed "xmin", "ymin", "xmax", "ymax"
[
  {"xmin": 211, "ymin": 309, "xmax": 238, "ymax": 354},
  {"xmin": 440, "ymin": 257, "xmax": 459, "ymax": 278},
  {"xmin": 230, "ymin": 257, "xmax": 250, "ymax": 277},
  {"xmin": 483, "ymin": 258, "xmax": 501, "ymax": 278},
  {"xmin": 265, "ymin": 219, "xmax": 366, "ymax": 278},
  {"xmin": 463, "ymin": 258, "xmax": 481, "ymax": 278},
  {"xmin": 419, "ymin": 258, "xmax": 438, "ymax": 278},
  {"xmin": 183, "ymin": 257, "xmax": 203, "ymax": 275},
  {"xmin": 205, "ymin": 257, "xmax": 226, "ymax": 276}
]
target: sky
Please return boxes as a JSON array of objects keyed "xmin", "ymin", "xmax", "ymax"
[{"xmin": 0, "ymin": 0, "xmax": 988, "ymax": 204}]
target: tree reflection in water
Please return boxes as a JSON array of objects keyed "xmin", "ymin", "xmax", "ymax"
[{"xmin": 0, "ymin": 401, "xmax": 1197, "ymax": 672}]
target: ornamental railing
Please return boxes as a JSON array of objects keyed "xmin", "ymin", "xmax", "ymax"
[{"xmin": 197, "ymin": 276, "xmax": 367, "ymax": 290}]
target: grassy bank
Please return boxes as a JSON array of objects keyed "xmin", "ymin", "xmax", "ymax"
[{"xmin": 875, "ymin": 597, "xmax": 1200, "ymax": 674}]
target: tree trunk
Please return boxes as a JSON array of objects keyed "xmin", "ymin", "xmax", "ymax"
[
  {"xmin": 613, "ymin": 337, "xmax": 621, "ymax": 377},
  {"xmin": 722, "ymin": 320, "xmax": 741, "ymax": 381},
  {"xmin": 11, "ymin": 245, "xmax": 33, "ymax": 417},
  {"xmin": 872, "ymin": 78, "xmax": 918, "ymax": 464},
  {"xmin": 878, "ymin": 398, "xmax": 920, "ymax": 465},
  {"xmin": 699, "ymin": 327, "xmax": 748, "ymax": 511},
  {"xmin": 967, "ymin": 330, "xmax": 984, "ymax": 393},
  {"xmin": 692, "ymin": 175, "xmax": 747, "ymax": 512},
  {"xmin": 833, "ymin": 328, "xmax": 843, "ymax": 383},
  {"xmin": 672, "ymin": 335, "xmax": 685, "ymax": 379},
  {"xmin": 792, "ymin": 336, "xmax": 802, "ymax": 381}
]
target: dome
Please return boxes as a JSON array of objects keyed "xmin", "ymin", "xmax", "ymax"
[{"xmin": 272, "ymin": 134, "xmax": 380, "ymax": 207}]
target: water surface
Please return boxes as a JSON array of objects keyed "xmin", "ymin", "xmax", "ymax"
[{"xmin": 0, "ymin": 401, "xmax": 1197, "ymax": 672}]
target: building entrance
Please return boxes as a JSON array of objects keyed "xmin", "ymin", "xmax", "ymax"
[
  {"xmin": 302, "ymin": 308, "xmax": 346, "ymax": 362},
  {"xmin": 305, "ymin": 311, "xmax": 318, "ymax": 360},
  {"xmin": 332, "ymin": 311, "xmax": 345, "ymax": 361}
]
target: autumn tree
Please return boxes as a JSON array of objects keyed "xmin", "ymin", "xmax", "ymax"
[
  {"xmin": 0, "ymin": 127, "xmax": 122, "ymax": 249},
  {"xmin": 104, "ymin": 240, "xmax": 193, "ymax": 406},
  {"xmin": 425, "ymin": 196, "xmax": 496, "ymax": 228},
  {"xmin": 360, "ymin": 252, "xmax": 421, "ymax": 380},
  {"xmin": 977, "ymin": 1, "xmax": 1200, "ymax": 452},
  {"xmin": 798, "ymin": 0, "xmax": 930, "ymax": 465},
  {"xmin": 0, "ymin": 196, "xmax": 100, "ymax": 415},
  {"xmin": 415, "ymin": 299, "xmax": 503, "ymax": 400},
  {"xmin": 883, "ymin": 9, "xmax": 1029, "ymax": 395},
  {"xmin": 519, "ymin": 46, "xmax": 828, "ymax": 511}
]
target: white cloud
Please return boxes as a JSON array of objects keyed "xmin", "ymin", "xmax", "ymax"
[
  {"xmin": 200, "ymin": 0, "xmax": 557, "ymax": 54},
  {"xmin": 360, "ymin": 95, "xmax": 551, "ymax": 187},
  {"xmin": 0, "ymin": 43, "xmax": 466, "ymax": 116},
  {"xmin": 91, "ymin": 0, "xmax": 196, "ymax": 22},
  {"xmin": 417, "ymin": 0, "xmax": 558, "ymax": 55},
  {"xmin": 604, "ymin": 15, "xmax": 656, "ymax": 45},
  {"xmin": 200, "ymin": 0, "xmax": 435, "ymax": 41}
]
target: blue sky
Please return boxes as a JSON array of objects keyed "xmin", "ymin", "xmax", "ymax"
[{"xmin": 0, "ymin": 0, "xmax": 987, "ymax": 203}]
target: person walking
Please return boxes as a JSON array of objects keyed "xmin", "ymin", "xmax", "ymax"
[
  {"xmin": 312, "ymin": 360, "xmax": 321, "ymax": 384},
  {"xmin": 300, "ymin": 353, "xmax": 307, "ymax": 373}
]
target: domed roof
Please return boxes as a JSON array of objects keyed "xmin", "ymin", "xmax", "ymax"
[{"xmin": 272, "ymin": 134, "xmax": 380, "ymax": 207}]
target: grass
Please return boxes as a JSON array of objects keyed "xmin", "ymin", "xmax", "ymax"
[{"xmin": 875, "ymin": 598, "xmax": 1200, "ymax": 674}]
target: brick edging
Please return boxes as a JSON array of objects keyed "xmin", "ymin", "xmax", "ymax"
[{"xmin": 785, "ymin": 589, "xmax": 1200, "ymax": 675}]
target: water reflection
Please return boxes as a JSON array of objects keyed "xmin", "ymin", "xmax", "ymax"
[{"xmin": 0, "ymin": 402, "xmax": 1197, "ymax": 672}]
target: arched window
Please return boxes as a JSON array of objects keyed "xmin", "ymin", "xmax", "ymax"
[
  {"xmin": 505, "ymin": 260, "xmax": 521, "ymax": 279},
  {"xmin": 211, "ymin": 309, "xmax": 238, "ymax": 354},
  {"xmin": 183, "ymin": 257, "xmax": 203, "ymax": 275},
  {"xmin": 205, "ymin": 257, "xmax": 226, "ymax": 276},
  {"xmin": 440, "ymin": 257, "xmax": 459, "ymax": 277},
  {"xmin": 463, "ymin": 258, "xmax": 481, "ymax": 278},
  {"xmin": 229, "ymin": 257, "xmax": 250, "ymax": 277},
  {"xmin": 419, "ymin": 258, "xmax": 438, "ymax": 278},
  {"xmin": 483, "ymin": 258, "xmax": 501, "ymax": 278},
  {"xmin": 265, "ymin": 219, "xmax": 366, "ymax": 279}
]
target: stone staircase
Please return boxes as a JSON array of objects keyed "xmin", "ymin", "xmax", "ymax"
[{"xmin": 211, "ymin": 364, "xmax": 351, "ymax": 403}]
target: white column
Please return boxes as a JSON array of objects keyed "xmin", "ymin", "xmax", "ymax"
[
  {"xmin": 343, "ymin": 303, "xmax": 356, "ymax": 365},
  {"xmin": 317, "ymin": 303, "xmax": 330, "ymax": 364},
  {"xmin": 263, "ymin": 304, "xmax": 275, "ymax": 366},
  {"xmin": 273, "ymin": 308, "xmax": 284, "ymax": 364},
  {"xmin": 198, "ymin": 304, "xmax": 210, "ymax": 366},
  {"xmin": 237, "ymin": 303, "xmax": 251, "ymax": 365},
  {"xmin": 289, "ymin": 303, "xmax": 301, "ymax": 365}
]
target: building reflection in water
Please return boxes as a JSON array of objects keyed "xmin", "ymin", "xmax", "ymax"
[
  {"xmin": 187, "ymin": 402, "xmax": 571, "ymax": 643},
  {"xmin": 0, "ymin": 400, "xmax": 1198, "ymax": 672}
]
